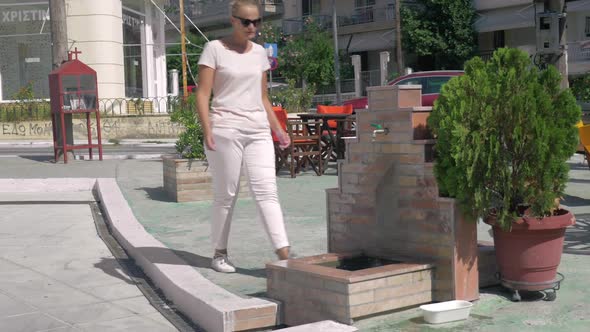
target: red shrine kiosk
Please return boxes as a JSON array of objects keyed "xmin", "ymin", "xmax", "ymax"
[{"xmin": 49, "ymin": 49, "xmax": 103, "ymax": 163}]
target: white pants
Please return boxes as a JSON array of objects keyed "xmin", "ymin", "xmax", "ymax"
[{"xmin": 205, "ymin": 126, "xmax": 289, "ymax": 251}]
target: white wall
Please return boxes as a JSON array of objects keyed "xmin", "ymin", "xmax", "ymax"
[{"xmin": 66, "ymin": 0, "xmax": 125, "ymax": 98}]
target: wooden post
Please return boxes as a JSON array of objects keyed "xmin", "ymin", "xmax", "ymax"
[
  {"xmin": 395, "ymin": 0, "xmax": 404, "ymax": 75},
  {"xmin": 180, "ymin": 0, "xmax": 188, "ymax": 99}
]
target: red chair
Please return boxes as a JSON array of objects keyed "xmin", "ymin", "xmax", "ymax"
[
  {"xmin": 317, "ymin": 104, "xmax": 353, "ymax": 129},
  {"xmin": 272, "ymin": 106, "xmax": 289, "ymax": 174}
]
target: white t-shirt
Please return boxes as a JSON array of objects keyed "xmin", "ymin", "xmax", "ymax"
[{"xmin": 198, "ymin": 40, "xmax": 271, "ymax": 130}]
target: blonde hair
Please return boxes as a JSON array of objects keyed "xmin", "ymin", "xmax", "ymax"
[{"xmin": 230, "ymin": 0, "xmax": 260, "ymax": 16}]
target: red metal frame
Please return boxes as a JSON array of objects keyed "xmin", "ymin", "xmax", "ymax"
[{"xmin": 48, "ymin": 50, "xmax": 103, "ymax": 163}]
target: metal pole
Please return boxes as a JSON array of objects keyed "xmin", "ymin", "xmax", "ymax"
[
  {"xmin": 395, "ymin": 0, "xmax": 404, "ymax": 75},
  {"xmin": 332, "ymin": 0, "xmax": 341, "ymax": 105},
  {"xmin": 179, "ymin": 0, "xmax": 188, "ymax": 99}
]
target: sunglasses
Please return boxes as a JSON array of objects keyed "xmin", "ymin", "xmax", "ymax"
[{"xmin": 233, "ymin": 16, "xmax": 262, "ymax": 27}]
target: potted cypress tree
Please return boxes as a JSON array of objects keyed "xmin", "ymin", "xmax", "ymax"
[{"xmin": 428, "ymin": 48, "xmax": 581, "ymax": 301}]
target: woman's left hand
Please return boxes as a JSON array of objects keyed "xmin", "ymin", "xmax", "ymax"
[{"xmin": 277, "ymin": 130, "xmax": 291, "ymax": 149}]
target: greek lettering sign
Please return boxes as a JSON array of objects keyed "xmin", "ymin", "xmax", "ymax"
[{"xmin": 0, "ymin": 9, "xmax": 49, "ymax": 23}]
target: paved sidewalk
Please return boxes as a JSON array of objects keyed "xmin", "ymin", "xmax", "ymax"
[
  {"xmin": 0, "ymin": 155, "xmax": 589, "ymax": 331},
  {"xmin": 0, "ymin": 204, "xmax": 176, "ymax": 331}
]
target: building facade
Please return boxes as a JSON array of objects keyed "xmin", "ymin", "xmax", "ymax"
[
  {"xmin": 474, "ymin": 0, "xmax": 590, "ymax": 76},
  {"xmin": 172, "ymin": 0, "xmax": 398, "ymax": 76},
  {"xmin": 0, "ymin": 0, "xmax": 169, "ymax": 101}
]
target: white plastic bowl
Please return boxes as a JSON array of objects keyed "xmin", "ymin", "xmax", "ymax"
[{"xmin": 420, "ymin": 300, "xmax": 473, "ymax": 324}]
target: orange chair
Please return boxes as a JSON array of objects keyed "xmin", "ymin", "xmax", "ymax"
[
  {"xmin": 317, "ymin": 104, "xmax": 353, "ymax": 129},
  {"xmin": 272, "ymin": 106, "xmax": 289, "ymax": 173}
]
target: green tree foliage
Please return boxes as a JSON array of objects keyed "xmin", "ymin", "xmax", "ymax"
[
  {"xmin": 169, "ymin": 94, "xmax": 205, "ymax": 160},
  {"xmin": 401, "ymin": 0, "xmax": 476, "ymax": 70},
  {"xmin": 269, "ymin": 78, "xmax": 316, "ymax": 113},
  {"xmin": 569, "ymin": 74, "xmax": 590, "ymax": 102},
  {"xmin": 280, "ymin": 18, "xmax": 335, "ymax": 87},
  {"xmin": 428, "ymin": 48, "xmax": 581, "ymax": 229},
  {"xmin": 166, "ymin": 32, "xmax": 209, "ymax": 86}
]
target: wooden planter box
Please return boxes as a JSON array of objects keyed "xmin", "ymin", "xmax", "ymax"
[{"xmin": 163, "ymin": 157, "xmax": 249, "ymax": 202}]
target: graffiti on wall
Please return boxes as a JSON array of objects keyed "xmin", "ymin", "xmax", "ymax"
[
  {"xmin": 1, "ymin": 122, "xmax": 53, "ymax": 137},
  {"xmin": 0, "ymin": 116, "xmax": 183, "ymax": 140}
]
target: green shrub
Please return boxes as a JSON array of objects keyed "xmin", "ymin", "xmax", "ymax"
[
  {"xmin": 428, "ymin": 48, "xmax": 581, "ymax": 229},
  {"xmin": 569, "ymin": 73, "xmax": 590, "ymax": 102},
  {"xmin": 269, "ymin": 78, "xmax": 316, "ymax": 113},
  {"xmin": 169, "ymin": 94, "xmax": 205, "ymax": 160}
]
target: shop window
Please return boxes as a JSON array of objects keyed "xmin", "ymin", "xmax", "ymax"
[
  {"xmin": 302, "ymin": 0, "xmax": 320, "ymax": 16},
  {"xmin": 585, "ymin": 17, "xmax": 590, "ymax": 37},
  {"xmin": 123, "ymin": 8, "xmax": 144, "ymax": 98}
]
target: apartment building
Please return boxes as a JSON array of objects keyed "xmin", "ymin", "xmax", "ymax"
[
  {"xmin": 0, "ymin": 0, "xmax": 169, "ymax": 100},
  {"xmin": 172, "ymin": 0, "xmax": 398, "ymax": 80},
  {"xmin": 475, "ymin": 0, "xmax": 590, "ymax": 76}
]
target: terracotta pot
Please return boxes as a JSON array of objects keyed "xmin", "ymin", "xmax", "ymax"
[{"xmin": 484, "ymin": 210, "xmax": 575, "ymax": 291}]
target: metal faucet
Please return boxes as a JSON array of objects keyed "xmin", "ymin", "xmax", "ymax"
[{"xmin": 371, "ymin": 123, "xmax": 389, "ymax": 140}]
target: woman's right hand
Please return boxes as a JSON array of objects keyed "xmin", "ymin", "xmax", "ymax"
[{"xmin": 205, "ymin": 132, "xmax": 216, "ymax": 151}]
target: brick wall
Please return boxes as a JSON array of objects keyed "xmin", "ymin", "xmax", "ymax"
[{"xmin": 326, "ymin": 85, "xmax": 479, "ymax": 302}]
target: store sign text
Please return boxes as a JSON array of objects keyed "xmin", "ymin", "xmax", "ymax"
[
  {"xmin": 123, "ymin": 13, "xmax": 142, "ymax": 28},
  {"xmin": 1, "ymin": 10, "xmax": 50, "ymax": 23}
]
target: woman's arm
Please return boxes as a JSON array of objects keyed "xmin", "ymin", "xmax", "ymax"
[
  {"xmin": 196, "ymin": 65, "xmax": 216, "ymax": 150},
  {"xmin": 262, "ymin": 72, "xmax": 290, "ymax": 148}
]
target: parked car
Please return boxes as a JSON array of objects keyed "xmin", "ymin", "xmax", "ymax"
[{"xmin": 343, "ymin": 70, "xmax": 464, "ymax": 110}]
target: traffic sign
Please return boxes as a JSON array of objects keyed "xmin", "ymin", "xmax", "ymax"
[
  {"xmin": 264, "ymin": 43, "xmax": 278, "ymax": 58},
  {"xmin": 268, "ymin": 57, "xmax": 279, "ymax": 71}
]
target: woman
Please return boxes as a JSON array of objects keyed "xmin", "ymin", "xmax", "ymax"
[{"xmin": 196, "ymin": 0, "xmax": 292, "ymax": 273}]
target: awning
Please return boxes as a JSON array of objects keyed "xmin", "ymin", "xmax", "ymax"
[
  {"xmin": 475, "ymin": 4, "xmax": 536, "ymax": 33},
  {"xmin": 339, "ymin": 30, "xmax": 395, "ymax": 53}
]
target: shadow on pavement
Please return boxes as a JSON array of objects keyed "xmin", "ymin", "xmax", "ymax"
[
  {"xmin": 95, "ymin": 247, "xmax": 266, "ymax": 284},
  {"xmin": 94, "ymin": 257, "xmax": 144, "ymax": 285},
  {"xmin": 170, "ymin": 248, "xmax": 267, "ymax": 279},
  {"xmin": 479, "ymin": 285, "xmax": 546, "ymax": 302},
  {"xmin": 562, "ymin": 194, "xmax": 590, "ymax": 207},
  {"xmin": 94, "ymin": 247, "xmax": 266, "ymax": 282},
  {"xmin": 137, "ymin": 186, "xmax": 175, "ymax": 202},
  {"xmin": 564, "ymin": 214, "xmax": 590, "ymax": 255},
  {"xmin": 18, "ymin": 155, "xmax": 56, "ymax": 163}
]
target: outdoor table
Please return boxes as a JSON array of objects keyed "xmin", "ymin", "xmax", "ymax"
[{"xmin": 297, "ymin": 113, "xmax": 354, "ymax": 160}]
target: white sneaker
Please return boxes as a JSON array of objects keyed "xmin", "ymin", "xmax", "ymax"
[{"xmin": 211, "ymin": 255, "xmax": 236, "ymax": 273}]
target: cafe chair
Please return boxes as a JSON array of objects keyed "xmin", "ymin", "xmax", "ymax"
[
  {"xmin": 285, "ymin": 119, "xmax": 324, "ymax": 178},
  {"xmin": 317, "ymin": 104, "xmax": 355, "ymax": 161},
  {"xmin": 272, "ymin": 106, "xmax": 289, "ymax": 174},
  {"xmin": 317, "ymin": 104, "xmax": 354, "ymax": 130}
]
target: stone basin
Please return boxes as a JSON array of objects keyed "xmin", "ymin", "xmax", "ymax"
[{"xmin": 266, "ymin": 253, "xmax": 433, "ymax": 326}]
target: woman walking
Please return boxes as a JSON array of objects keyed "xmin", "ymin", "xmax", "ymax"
[{"xmin": 196, "ymin": 0, "xmax": 292, "ymax": 273}]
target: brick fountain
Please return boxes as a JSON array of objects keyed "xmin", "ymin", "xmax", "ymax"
[{"xmin": 267, "ymin": 85, "xmax": 485, "ymax": 326}]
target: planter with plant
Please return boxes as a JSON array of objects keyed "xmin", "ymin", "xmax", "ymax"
[
  {"xmin": 428, "ymin": 48, "xmax": 581, "ymax": 301},
  {"xmin": 163, "ymin": 95, "xmax": 248, "ymax": 202}
]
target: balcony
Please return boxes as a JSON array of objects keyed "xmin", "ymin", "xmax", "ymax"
[
  {"xmin": 188, "ymin": 0, "xmax": 284, "ymax": 28},
  {"xmin": 568, "ymin": 41, "xmax": 590, "ymax": 75},
  {"xmin": 283, "ymin": 5, "xmax": 396, "ymax": 36},
  {"xmin": 282, "ymin": 15, "xmax": 332, "ymax": 35},
  {"xmin": 338, "ymin": 5, "xmax": 396, "ymax": 27}
]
